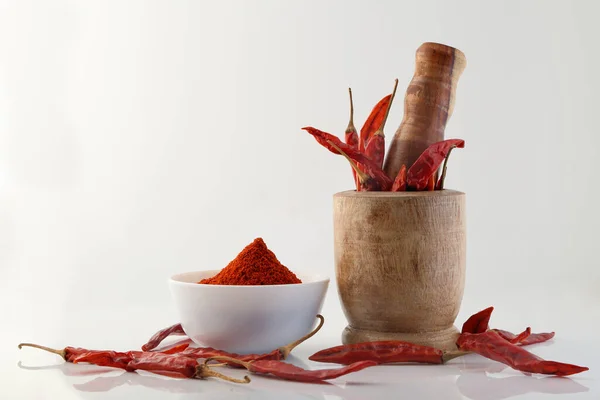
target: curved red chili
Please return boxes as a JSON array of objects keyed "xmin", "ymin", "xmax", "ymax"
[
  {"xmin": 308, "ymin": 340, "xmax": 444, "ymax": 365},
  {"xmin": 141, "ymin": 323, "xmax": 185, "ymax": 351},
  {"xmin": 205, "ymin": 356, "xmax": 376, "ymax": 383},
  {"xmin": 407, "ymin": 139, "xmax": 465, "ymax": 190},
  {"xmin": 360, "ymin": 94, "xmax": 392, "ymax": 151},
  {"xmin": 493, "ymin": 329, "xmax": 555, "ymax": 346},
  {"xmin": 457, "ymin": 331, "xmax": 588, "ymax": 376},
  {"xmin": 345, "ymin": 88, "xmax": 360, "ymax": 189},
  {"xmin": 302, "ymin": 127, "xmax": 393, "ymax": 190},
  {"xmin": 364, "ymin": 79, "xmax": 399, "ymax": 169},
  {"xmin": 461, "ymin": 306, "xmax": 494, "ymax": 334},
  {"xmin": 391, "ymin": 164, "xmax": 407, "ymax": 192}
]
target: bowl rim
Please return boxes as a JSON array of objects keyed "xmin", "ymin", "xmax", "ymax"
[{"xmin": 170, "ymin": 270, "xmax": 330, "ymax": 288}]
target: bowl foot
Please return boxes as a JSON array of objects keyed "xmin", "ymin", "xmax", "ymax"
[{"xmin": 342, "ymin": 325, "xmax": 460, "ymax": 351}]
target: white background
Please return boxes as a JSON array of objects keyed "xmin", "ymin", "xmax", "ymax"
[{"xmin": 1, "ymin": 0, "xmax": 599, "ymax": 399}]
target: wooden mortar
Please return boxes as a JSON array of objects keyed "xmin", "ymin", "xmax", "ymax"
[
  {"xmin": 384, "ymin": 42, "xmax": 466, "ymax": 180},
  {"xmin": 333, "ymin": 190, "xmax": 466, "ymax": 350}
]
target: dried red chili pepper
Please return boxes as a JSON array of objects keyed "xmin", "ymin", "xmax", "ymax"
[
  {"xmin": 125, "ymin": 352, "xmax": 250, "ymax": 382},
  {"xmin": 364, "ymin": 79, "xmax": 398, "ymax": 169},
  {"xmin": 493, "ymin": 329, "xmax": 555, "ymax": 346},
  {"xmin": 18, "ymin": 343, "xmax": 103, "ymax": 363},
  {"xmin": 391, "ymin": 164, "xmax": 407, "ymax": 192},
  {"xmin": 19, "ymin": 342, "xmax": 248, "ymax": 383},
  {"xmin": 302, "ymin": 127, "xmax": 392, "ymax": 190},
  {"xmin": 360, "ymin": 94, "xmax": 392, "ymax": 151},
  {"xmin": 73, "ymin": 350, "xmax": 133, "ymax": 369},
  {"xmin": 19, "ymin": 343, "xmax": 180, "ymax": 370},
  {"xmin": 436, "ymin": 143, "xmax": 459, "ymax": 189},
  {"xmin": 516, "ymin": 331, "xmax": 556, "ymax": 346},
  {"xmin": 426, "ymin": 175, "xmax": 436, "ymax": 191},
  {"xmin": 345, "ymin": 88, "xmax": 359, "ymax": 149},
  {"xmin": 407, "ymin": 139, "xmax": 465, "ymax": 191},
  {"xmin": 461, "ymin": 306, "xmax": 494, "ymax": 334},
  {"xmin": 179, "ymin": 315, "xmax": 325, "ymax": 366},
  {"xmin": 158, "ymin": 343, "xmax": 190, "ymax": 354},
  {"xmin": 345, "ymin": 88, "xmax": 360, "ymax": 190},
  {"xmin": 205, "ymin": 356, "xmax": 376, "ymax": 383},
  {"xmin": 327, "ymin": 141, "xmax": 383, "ymax": 191},
  {"xmin": 154, "ymin": 338, "xmax": 194, "ymax": 353},
  {"xmin": 142, "ymin": 323, "xmax": 185, "ymax": 351},
  {"xmin": 308, "ymin": 340, "xmax": 444, "ymax": 365},
  {"xmin": 507, "ymin": 327, "xmax": 532, "ymax": 344},
  {"xmin": 456, "ymin": 331, "xmax": 588, "ymax": 376}
]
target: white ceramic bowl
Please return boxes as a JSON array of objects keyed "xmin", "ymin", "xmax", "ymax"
[{"xmin": 169, "ymin": 270, "xmax": 329, "ymax": 355}]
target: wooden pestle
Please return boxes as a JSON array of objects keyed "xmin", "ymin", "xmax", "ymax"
[{"xmin": 383, "ymin": 43, "xmax": 466, "ymax": 180}]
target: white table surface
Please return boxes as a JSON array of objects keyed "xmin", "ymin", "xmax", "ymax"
[{"xmin": 3, "ymin": 285, "xmax": 598, "ymax": 400}]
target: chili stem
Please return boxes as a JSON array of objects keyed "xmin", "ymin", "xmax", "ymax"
[
  {"xmin": 205, "ymin": 356, "xmax": 251, "ymax": 370},
  {"xmin": 347, "ymin": 88, "xmax": 355, "ymax": 131},
  {"xmin": 373, "ymin": 79, "xmax": 399, "ymax": 137},
  {"xmin": 198, "ymin": 365, "xmax": 250, "ymax": 383},
  {"xmin": 327, "ymin": 140, "xmax": 371, "ymax": 184},
  {"xmin": 279, "ymin": 315, "xmax": 325, "ymax": 358},
  {"xmin": 18, "ymin": 343, "xmax": 66, "ymax": 359},
  {"xmin": 437, "ymin": 145, "xmax": 457, "ymax": 190}
]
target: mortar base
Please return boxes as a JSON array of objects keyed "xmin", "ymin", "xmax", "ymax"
[{"xmin": 342, "ymin": 325, "xmax": 460, "ymax": 351}]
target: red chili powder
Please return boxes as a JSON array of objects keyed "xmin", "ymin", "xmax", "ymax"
[{"xmin": 199, "ymin": 238, "xmax": 302, "ymax": 285}]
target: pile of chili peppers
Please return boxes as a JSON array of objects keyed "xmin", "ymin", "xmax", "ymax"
[
  {"xmin": 19, "ymin": 315, "xmax": 377, "ymax": 384},
  {"xmin": 20, "ymin": 308, "xmax": 587, "ymax": 387},
  {"xmin": 308, "ymin": 307, "xmax": 587, "ymax": 377},
  {"xmin": 302, "ymin": 81, "xmax": 464, "ymax": 191}
]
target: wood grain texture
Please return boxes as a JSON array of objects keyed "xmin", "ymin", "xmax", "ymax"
[
  {"xmin": 384, "ymin": 42, "xmax": 466, "ymax": 180},
  {"xmin": 333, "ymin": 190, "xmax": 466, "ymax": 350}
]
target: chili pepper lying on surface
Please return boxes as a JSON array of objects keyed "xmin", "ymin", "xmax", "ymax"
[
  {"xmin": 205, "ymin": 356, "xmax": 376, "ymax": 383},
  {"xmin": 302, "ymin": 127, "xmax": 393, "ymax": 190},
  {"xmin": 501, "ymin": 327, "xmax": 532, "ymax": 344},
  {"xmin": 456, "ymin": 330, "xmax": 588, "ymax": 376},
  {"xmin": 308, "ymin": 340, "xmax": 469, "ymax": 366},
  {"xmin": 493, "ymin": 329, "xmax": 555, "ymax": 346},
  {"xmin": 462, "ymin": 306, "xmax": 494, "ymax": 334},
  {"xmin": 18, "ymin": 343, "xmax": 99, "ymax": 363},
  {"xmin": 177, "ymin": 315, "xmax": 325, "ymax": 367},
  {"xmin": 18, "ymin": 343, "xmax": 249, "ymax": 383},
  {"xmin": 407, "ymin": 139, "xmax": 465, "ymax": 190},
  {"xmin": 142, "ymin": 323, "xmax": 186, "ymax": 351},
  {"xmin": 124, "ymin": 352, "xmax": 250, "ymax": 382},
  {"xmin": 308, "ymin": 340, "xmax": 445, "ymax": 365},
  {"xmin": 461, "ymin": 307, "xmax": 555, "ymax": 347}
]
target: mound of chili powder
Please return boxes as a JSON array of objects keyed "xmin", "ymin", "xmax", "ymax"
[{"xmin": 199, "ymin": 238, "xmax": 302, "ymax": 285}]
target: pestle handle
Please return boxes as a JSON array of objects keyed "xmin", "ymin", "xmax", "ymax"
[{"xmin": 383, "ymin": 43, "xmax": 466, "ymax": 180}]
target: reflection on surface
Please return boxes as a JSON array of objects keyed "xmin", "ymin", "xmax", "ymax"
[
  {"xmin": 20, "ymin": 355, "xmax": 590, "ymax": 399},
  {"xmin": 18, "ymin": 361, "xmax": 119, "ymax": 377},
  {"xmin": 451, "ymin": 357, "xmax": 589, "ymax": 400},
  {"xmin": 74, "ymin": 372, "xmax": 215, "ymax": 394},
  {"xmin": 457, "ymin": 371, "xmax": 590, "ymax": 400}
]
